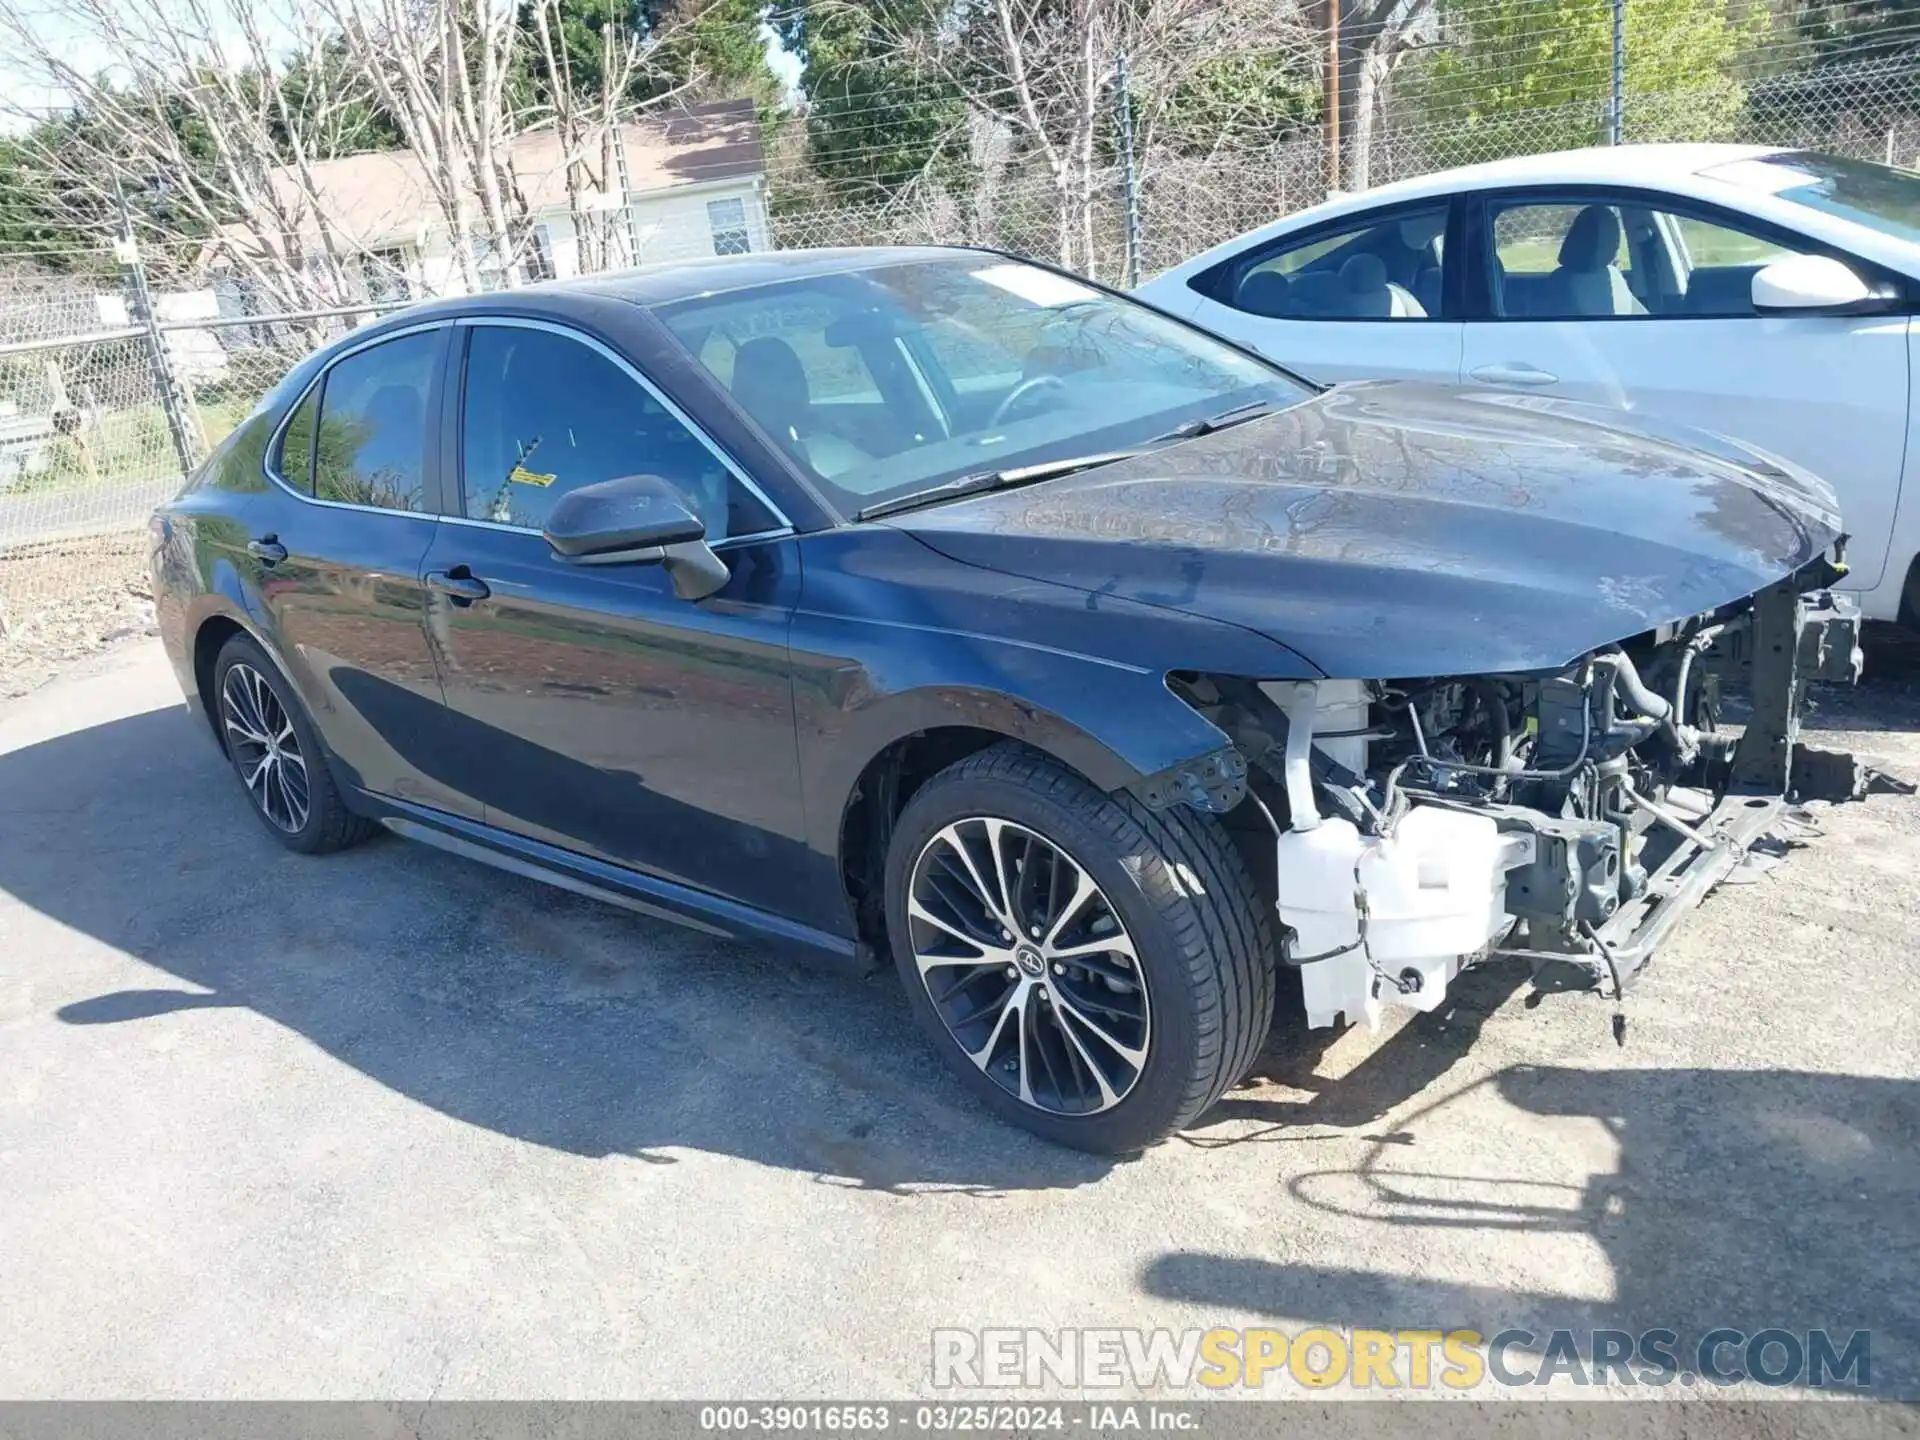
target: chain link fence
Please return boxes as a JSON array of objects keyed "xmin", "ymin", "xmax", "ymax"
[
  {"xmin": 4, "ymin": 36, "xmax": 1919, "ymax": 692},
  {"xmin": 762, "ymin": 48, "xmax": 1920, "ymax": 285},
  {"xmin": 0, "ymin": 305, "xmax": 402, "ymax": 693}
]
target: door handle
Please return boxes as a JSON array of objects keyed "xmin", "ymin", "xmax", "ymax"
[
  {"xmin": 1470, "ymin": 362, "xmax": 1559, "ymax": 387},
  {"xmin": 426, "ymin": 568, "xmax": 491, "ymax": 603},
  {"xmin": 246, "ymin": 536, "xmax": 288, "ymax": 564}
]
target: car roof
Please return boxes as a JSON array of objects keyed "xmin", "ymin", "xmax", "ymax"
[
  {"xmin": 376, "ymin": 246, "xmax": 984, "ymax": 327},
  {"xmin": 573, "ymin": 246, "xmax": 979, "ymax": 305},
  {"xmin": 1348, "ymin": 142, "xmax": 1786, "ymax": 206}
]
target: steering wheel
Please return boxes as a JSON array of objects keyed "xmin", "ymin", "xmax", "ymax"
[{"xmin": 988, "ymin": 373, "xmax": 1068, "ymax": 427}]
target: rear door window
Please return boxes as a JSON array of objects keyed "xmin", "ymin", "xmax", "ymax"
[
  {"xmin": 310, "ymin": 331, "xmax": 440, "ymax": 511},
  {"xmin": 274, "ymin": 385, "xmax": 321, "ymax": 494},
  {"xmin": 1212, "ymin": 204, "xmax": 1452, "ymax": 321}
]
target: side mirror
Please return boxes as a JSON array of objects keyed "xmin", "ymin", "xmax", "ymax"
[
  {"xmin": 1751, "ymin": 254, "xmax": 1890, "ymax": 315},
  {"xmin": 542, "ymin": 474, "xmax": 729, "ymax": 600}
]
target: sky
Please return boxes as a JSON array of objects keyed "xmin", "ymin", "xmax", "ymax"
[{"xmin": 761, "ymin": 20, "xmax": 803, "ymax": 101}]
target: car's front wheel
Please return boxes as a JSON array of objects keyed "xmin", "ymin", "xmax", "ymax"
[
  {"xmin": 884, "ymin": 742, "xmax": 1274, "ymax": 1153},
  {"xmin": 212, "ymin": 632, "xmax": 376, "ymax": 855}
]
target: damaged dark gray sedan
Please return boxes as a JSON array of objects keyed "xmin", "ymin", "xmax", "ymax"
[{"xmin": 149, "ymin": 247, "xmax": 1879, "ymax": 1154}]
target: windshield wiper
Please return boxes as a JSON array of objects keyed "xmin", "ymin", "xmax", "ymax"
[
  {"xmin": 1151, "ymin": 400, "xmax": 1281, "ymax": 444},
  {"xmin": 855, "ymin": 450, "xmax": 1139, "ymax": 522}
]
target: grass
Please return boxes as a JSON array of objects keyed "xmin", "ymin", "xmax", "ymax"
[
  {"xmin": 3, "ymin": 396, "xmax": 252, "ymax": 495},
  {"xmin": 1497, "ymin": 215, "xmax": 1788, "ymax": 279},
  {"xmin": 1673, "ymin": 217, "xmax": 1788, "ymax": 267}
]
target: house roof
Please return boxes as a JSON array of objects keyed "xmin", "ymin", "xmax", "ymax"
[{"xmin": 230, "ymin": 98, "xmax": 763, "ymax": 258}]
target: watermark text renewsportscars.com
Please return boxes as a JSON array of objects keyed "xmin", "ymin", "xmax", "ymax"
[{"xmin": 931, "ymin": 1327, "xmax": 1872, "ymax": 1392}]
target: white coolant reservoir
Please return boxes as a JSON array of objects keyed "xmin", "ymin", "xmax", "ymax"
[{"xmin": 1276, "ymin": 806, "xmax": 1532, "ymax": 1030}]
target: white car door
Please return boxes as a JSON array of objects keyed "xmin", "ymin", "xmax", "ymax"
[
  {"xmin": 1174, "ymin": 199, "xmax": 1467, "ymax": 387},
  {"xmin": 1458, "ymin": 190, "xmax": 1911, "ymax": 595}
]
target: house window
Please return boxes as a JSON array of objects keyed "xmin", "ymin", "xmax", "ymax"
[
  {"xmin": 472, "ymin": 225, "xmax": 555, "ymax": 290},
  {"xmin": 707, "ymin": 196, "xmax": 750, "ymax": 256}
]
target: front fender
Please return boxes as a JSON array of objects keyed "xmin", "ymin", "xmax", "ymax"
[
  {"xmin": 789, "ymin": 528, "xmax": 1305, "ymax": 889},
  {"xmin": 805, "ymin": 675, "xmax": 1235, "ymax": 839}
]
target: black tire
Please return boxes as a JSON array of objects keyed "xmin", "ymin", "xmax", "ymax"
[
  {"xmin": 211, "ymin": 632, "xmax": 377, "ymax": 855},
  {"xmin": 884, "ymin": 741, "xmax": 1274, "ymax": 1154}
]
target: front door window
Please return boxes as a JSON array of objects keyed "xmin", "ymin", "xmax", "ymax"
[{"xmin": 458, "ymin": 325, "xmax": 776, "ymax": 539}]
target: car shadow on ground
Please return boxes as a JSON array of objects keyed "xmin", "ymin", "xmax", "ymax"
[
  {"xmin": 1, "ymin": 701, "xmax": 1129, "ymax": 1196},
  {"xmin": 1190, "ymin": 960, "xmax": 1535, "ymax": 1143},
  {"xmin": 1144, "ymin": 1061, "xmax": 1920, "ymax": 1394}
]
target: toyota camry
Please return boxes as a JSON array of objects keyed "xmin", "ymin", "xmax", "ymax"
[{"xmin": 149, "ymin": 247, "xmax": 1873, "ymax": 1152}]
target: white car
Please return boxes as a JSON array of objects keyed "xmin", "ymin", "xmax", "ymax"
[{"xmin": 1137, "ymin": 143, "xmax": 1920, "ymax": 625}]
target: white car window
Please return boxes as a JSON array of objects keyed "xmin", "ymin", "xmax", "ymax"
[
  {"xmin": 1488, "ymin": 198, "xmax": 1812, "ymax": 321},
  {"xmin": 1491, "ymin": 203, "xmax": 1643, "ymax": 319},
  {"xmin": 1220, "ymin": 205, "xmax": 1448, "ymax": 322}
]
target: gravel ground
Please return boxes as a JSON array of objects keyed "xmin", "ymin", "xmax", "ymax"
[
  {"xmin": 0, "ymin": 632, "xmax": 1915, "ymax": 1402},
  {"xmin": 0, "ymin": 534, "xmax": 155, "ymax": 701}
]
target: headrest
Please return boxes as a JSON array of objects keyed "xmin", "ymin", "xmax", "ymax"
[
  {"xmin": 730, "ymin": 336, "xmax": 810, "ymax": 432},
  {"xmin": 1341, "ymin": 252, "xmax": 1389, "ymax": 293},
  {"xmin": 1398, "ymin": 212, "xmax": 1447, "ymax": 248},
  {"xmin": 1558, "ymin": 206, "xmax": 1623, "ymax": 271},
  {"xmin": 1236, "ymin": 270, "xmax": 1292, "ymax": 317}
]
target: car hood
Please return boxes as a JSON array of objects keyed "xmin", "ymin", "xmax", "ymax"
[{"xmin": 884, "ymin": 381, "xmax": 1844, "ymax": 678}]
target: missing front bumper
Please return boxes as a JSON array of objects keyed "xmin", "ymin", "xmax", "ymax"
[
  {"xmin": 1274, "ymin": 581, "xmax": 1899, "ymax": 1026},
  {"xmin": 1493, "ymin": 789, "xmax": 1788, "ymax": 996}
]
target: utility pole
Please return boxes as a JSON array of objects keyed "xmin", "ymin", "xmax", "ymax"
[
  {"xmin": 1608, "ymin": 0, "xmax": 1626, "ymax": 145},
  {"xmin": 1324, "ymin": 0, "xmax": 1342, "ymax": 193},
  {"xmin": 1116, "ymin": 52, "xmax": 1144, "ymax": 290},
  {"xmin": 113, "ymin": 177, "xmax": 202, "ymax": 479}
]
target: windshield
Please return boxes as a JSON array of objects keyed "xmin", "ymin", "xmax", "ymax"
[
  {"xmin": 652, "ymin": 257, "xmax": 1310, "ymax": 517},
  {"xmin": 1703, "ymin": 151, "xmax": 1920, "ymax": 246}
]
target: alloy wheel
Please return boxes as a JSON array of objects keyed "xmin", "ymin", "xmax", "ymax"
[
  {"xmin": 907, "ymin": 817, "xmax": 1150, "ymax": 1115},
  {"xmin": 221, "ymin": 662, "xmax": 311, "ymax": 834}
]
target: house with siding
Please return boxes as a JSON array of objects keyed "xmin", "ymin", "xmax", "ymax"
[{"xmin": 215, "ymin": 99, "xmax": 768, "ymax": 305}]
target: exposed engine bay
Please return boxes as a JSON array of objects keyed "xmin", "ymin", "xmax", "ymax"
[{"xmin": 1166, "ymin": 556, "xmax": 1897, "ymax": 1027}]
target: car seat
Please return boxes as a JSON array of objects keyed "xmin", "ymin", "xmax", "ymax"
[
  {"xmin": 729, "ymin": 336, "xmax": 869, "ymax": 479},
  {"xmin": 1333, "ymin": 253, "xmax": 1425, "ymax": 318},
  {"xmin": 1544, "ymin": 206, "xmax": 1646, "ymax": 317},
  {"xmin": 1335, "ymin": 253, "xmax": 1393, "ymax": 317},
  {"xmin": 1396, "ymin": 212, "xmax": 1448, "ymax": 316},
  {"xmin": 1413, "ymin": 266, "xmax": 1443, "ymax": 316},
  {"xmin": 1235, "ymin": 269, "xmax": 1293, "ymax": 317}
]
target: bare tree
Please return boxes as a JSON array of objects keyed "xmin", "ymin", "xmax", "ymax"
[
  {"xmin": 318, "ymin": 0, "xmax": 526, "ymax": 289},
  {"xmin": 1335, "ymin": 0, "xmax": 1438, "ymax": 190},
  {"xmin": 323, "ymin": 0, "xmax": 722, "ymax": 287},
  {"xmin": 837, "ymin": 0, "xmax": 1314, "ymax": 278},
  {"xmin": 523, "ymin": 0, "xmax": 699, "ymax": 273},
  {"xmin": 0, "ymin": 0, "xmax": 385, "ymax": 309}
]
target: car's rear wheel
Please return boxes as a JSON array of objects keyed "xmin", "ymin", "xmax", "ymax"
[
  {"xmin": 212, "ymin": 632, "xmax": 376, "ymax": 855},
  {"xmin": 884, "ymin": 742, "xmax": 1274, "ymax": 1153}
]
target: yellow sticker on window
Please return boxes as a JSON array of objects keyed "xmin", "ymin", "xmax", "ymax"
[{"xmin": 508, "ymin": 464, "xmax": 556, "ymax": 488}]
